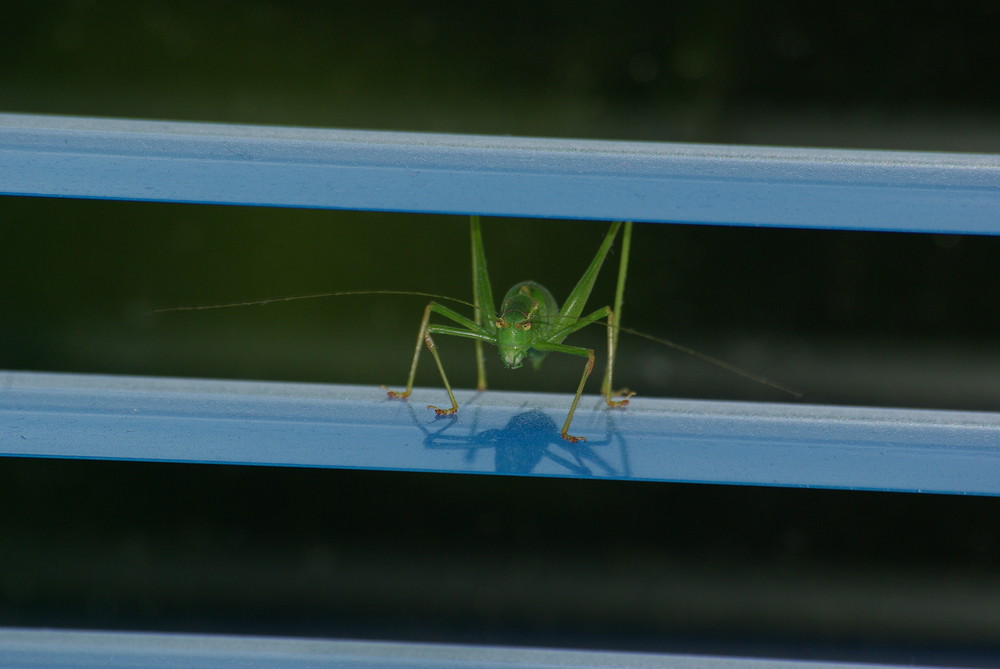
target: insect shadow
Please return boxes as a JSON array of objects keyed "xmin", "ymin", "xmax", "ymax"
[{"xmin": 402, "ymin": 399, "xmax": 631, "ymax": 477}]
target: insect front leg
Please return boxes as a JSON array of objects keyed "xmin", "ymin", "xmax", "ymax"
[
  {"xmin": 423, "ymin": 321, "xmax": 498, "ymax": 415},
  {"xmin": 548, "ymin": 305, "xmax": 634, "ymax": 411},
  {"xmin": 421, "ymin": 325, "xmax": 460, "ymax": 415},
  {"xmin": 383, "ymin": 300, "xmax": 496, "ymax": 417},
  {"xmin": 382, "ymin": 301, "xmax": 437, "ymax": 401},
  {"xmin": 530, "ymin": 339, "xmax": 596, "ymax": 443}
]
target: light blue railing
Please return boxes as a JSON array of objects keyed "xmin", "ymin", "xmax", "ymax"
[
  {"xmin": 3, "ymin": 113, "xmax": 1000, "ymax": 495},
  {"xmin": 3, "ymin": 112, "xmax": 998, "ymax": 232},
  {"xmin": 4, "ymin": 112, "xmax": 1000, "ymax": 667}
]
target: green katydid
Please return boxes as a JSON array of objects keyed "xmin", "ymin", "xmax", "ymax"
[
  {"xmin": 383, "ymin": 216, "xmax": 634, "ymax": 443},
  {"xmin": 156, "ymin": 215, "xmax": 797, "ymax": 443}
]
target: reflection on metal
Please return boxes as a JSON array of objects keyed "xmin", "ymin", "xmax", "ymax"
[
  {"xmin": 4, "ymin": 371, "xmax": 1000, "ymax": 495},
  {"xmin": 2, "ymin": 112, "xmax": 999, "ymax": 234}
]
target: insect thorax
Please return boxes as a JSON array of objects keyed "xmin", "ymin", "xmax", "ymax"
[
  {"xmin": 499, "ymin": 281, "xmax": 559, "ymax": 326},
  {"xmin": 494, "ymin": 281, "xmax": 559, "ymax": 369}
]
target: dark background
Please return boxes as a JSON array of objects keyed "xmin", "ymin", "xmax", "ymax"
[{"xmin": 2, "ymin": 1, "xmax": 1000, "ymax": 664}]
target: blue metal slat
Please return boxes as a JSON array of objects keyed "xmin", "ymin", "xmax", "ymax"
[
  {"xmin": 2, "ymin": 112, "xmax": 999, "ymax": 234},
  {"xmin": 0, "ymin": 627, "xmax": 960, "ymax": 669},
  {"xmin": 4, "ymin": 371, "xmax": 1000, "ymax": 495}
]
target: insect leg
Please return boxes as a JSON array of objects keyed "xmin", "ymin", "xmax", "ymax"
[
  {"xmin": 423, "ymin": 323, "xmax": 497, "ymax": 415},
  {"xmin": 602, "ymin": 221, "xmax": 632, "ymax": 401},
  {"xmin": 530, "ymin": 339, "xmax": 596, "ymax": 443},
  {"xmin": 470, "ymin": 215, "xmax": 496, "ymax": 392},
  {"xmin": 551, "ymin": 220, "xmax": 623, "ymax": 333},
  {"xmin": 602, "ymin": 306, "xmax": 635, "ymax": 408},
  {"xmin": 421, "ymin": 326, "xmax": 459, "ymax": 415},
  {"xmin": 383, "ymin": 301, "xmax": 495, "ymax": 416},
  {"xmin": 382, "ymin": 301, "xmax": 436, "ymax": 401},
  {"xmin": 547, "ymin": 305, "xmax": 634, "ymax": 410}
]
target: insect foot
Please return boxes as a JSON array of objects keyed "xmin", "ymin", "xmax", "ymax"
[
  {"xmin": 427, "ymin": 404, "xmax": 458, "ymax": 416},
  {"xmin": 561, "ymin": 432, "xmax": 587, "ymax": 444},
  {"xmin": 606, "ymin": 389, "xmax": 636, "ymax": 409},
  {"xmin": 381, "ymin": 385, "xmax": 411, "ymax": 400}
]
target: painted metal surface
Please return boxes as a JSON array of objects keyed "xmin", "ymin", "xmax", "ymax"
[
  {"xmin": 0, "ymin": 627, "xmax": 960, "ymax": 669},
  {"xmin": 4, "ymin": 371, "xmax": 999, "ymax": 495},
  {"xmin": 2, "ymin": 113, "xmax": 998, "ymax": 234}
]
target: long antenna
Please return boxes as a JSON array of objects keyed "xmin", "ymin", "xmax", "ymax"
[
  {"xmin": 156, "ymin": 289, "xmax": 799, "ymax": 398},
  {"xmin": 154, "ymin": 290, "xmax": 476, "ymax": 313},
  {"xmin": 533, "ymin": 312, "xmax": 800, "ymax": 398},
  {"xmin": 617, "ymin": 325, "xmax": 801, "ymax": 398}
]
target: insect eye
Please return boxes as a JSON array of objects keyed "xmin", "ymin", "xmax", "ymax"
[
  {"xmin": 521, "ymin": 321, "xmax": 532, "ymax": 330},
  {"xmin": 495, "ymin": 318, "xmax": 507, "ymax": 328}
]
